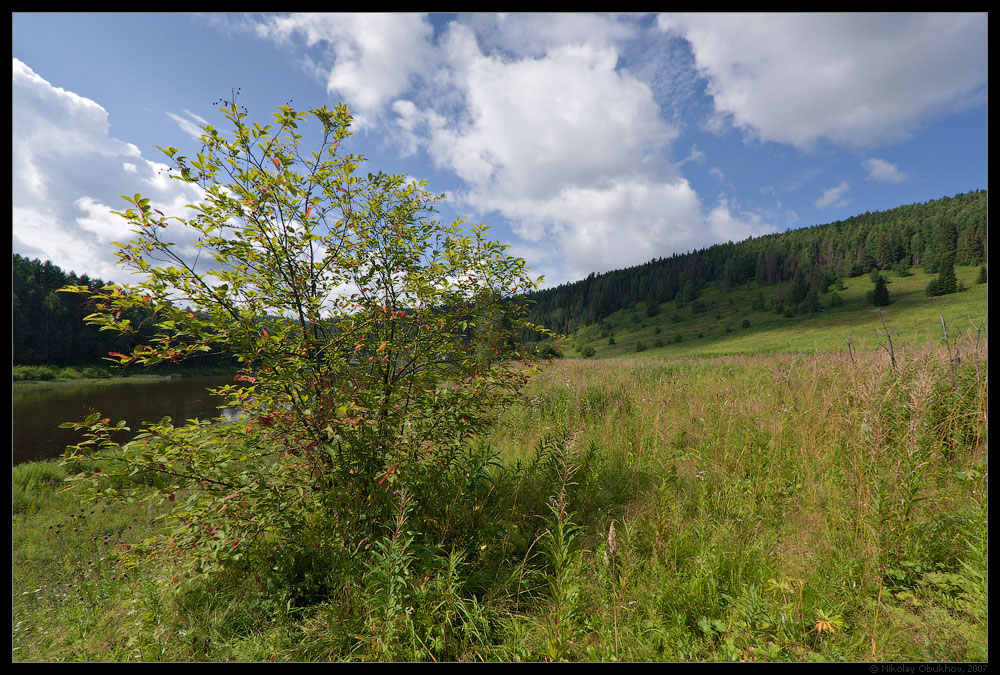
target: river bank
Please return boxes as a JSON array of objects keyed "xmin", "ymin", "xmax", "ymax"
[{"xmin": 13, "ymin": 365, "xmax": 237, "ymax": 389}]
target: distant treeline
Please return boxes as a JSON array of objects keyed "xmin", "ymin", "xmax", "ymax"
[
  {"xmin": 522, "ymin": 190, "xmax": 987, "ymax": 337},
  {"xmin": 13, "ymin": 256, "xmax": 126, "ymax": 365},
  {"xmin": 11, "ymin": 255, "xmax": 234, "ymax": 369}
]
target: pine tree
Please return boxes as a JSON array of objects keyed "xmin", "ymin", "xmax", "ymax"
[{"xmin": 939, "ymin": 219, "xmax": 958, "ymax": 257}]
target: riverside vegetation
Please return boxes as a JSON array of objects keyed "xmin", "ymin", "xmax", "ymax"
[
  {"xmin": 12, "ymin": 97, "xmax": 986, "ymax": 661},
  {"xmin": 13, "ymin": 317, "xmax": 986, "ymax": 661}
]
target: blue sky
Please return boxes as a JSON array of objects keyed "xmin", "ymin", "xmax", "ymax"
[{"xmin": 12, "ymin": 13, "xmax": 988, "ymax": 288}]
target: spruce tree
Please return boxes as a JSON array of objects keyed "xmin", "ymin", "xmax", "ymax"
[
  {"xmin": 875, "ymin": 232, "xmax": 893, "ymax": 270},
  {"xmin": 936, "ymin": 253, "xmax": 958, "ymax": 295},
  {"xmin": 645, "ymin": 289, "xmax": 660, "ymax": 317},
  {"xmin": 872, "ymin": 273, "xmax": 891, "ymax": 306}
]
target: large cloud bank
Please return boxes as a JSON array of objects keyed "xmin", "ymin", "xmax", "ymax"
[{"xmin": 13, "ymin": 58, "xmax": 202, "ymax": 284}]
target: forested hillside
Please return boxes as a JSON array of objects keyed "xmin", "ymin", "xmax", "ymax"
[
  {"xmin": 524, "ymin": 190, "xmax": 987, "ymax": 337},
  {"xmin": 12, "ymin": 256, "xmax": 128, "ymax": 365},
  {"xmin": 12, "ymin": 255, "xmax": 187, "ymax": 367},
  {"xmin": 12, "ymin": 190, "xmax": 988, "ymax": 364},
  {"xmin": 12, "ymin": 255, "xmax": 240, "ymax": 370}
]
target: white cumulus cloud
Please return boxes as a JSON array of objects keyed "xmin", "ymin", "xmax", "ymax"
[
  {"xmin": 254, "ymin": 13, "xmax": 435, "ymax": 129},
  {"xmin": 12, "ymin": 58, "xmax": 203, "ymax": 284},
  {"xmin": 250, "ymin": 14, "xmax": 780, "ymax": 285},
  {"xmin": 863, "ymin": 157, "xmax": 907, "ymax": 182},
  {"xmin": 814, "ymin": 181, "xmax": 851, "ymax": 209},
  {"xmin": 458, "ymin": 12, "xmax": 638, "ymax": 58},
  {"xmin": 658, "ymin": 13, "xmax": 987, "ymax": 149},
  {"xmin": 397, "ymin": 22, "xmax": 773, "ymax": 282}
]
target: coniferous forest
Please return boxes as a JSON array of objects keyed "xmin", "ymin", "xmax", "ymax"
[
  {"xmin": 522, "ymin": 190, "xmax": 986, "ymax": 338},
  {"xmin": 12, "ymin": 256, "xmax": 133, "ymax": 366},
  {"xmin": 12, "ymin": 255, "xmax": 233, "ymax": 370}
]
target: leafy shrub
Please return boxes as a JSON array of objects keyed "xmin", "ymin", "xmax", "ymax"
[
  {"xmin": 60, "ymin": 99, "xmax": 543, "ymax": 582},
  {"xmin": 13, "ymin": 365, "xmax": 58, "ymax": 381}
]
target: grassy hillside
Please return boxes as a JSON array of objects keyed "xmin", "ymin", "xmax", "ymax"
[{"xmin": 560, "ymin": 266, "xmax": 986, "ymax": 359}]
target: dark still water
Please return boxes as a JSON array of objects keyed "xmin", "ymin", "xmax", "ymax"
[{"xmin": 13, "ymin": 375, "xmax": 238, "ymax": 465}]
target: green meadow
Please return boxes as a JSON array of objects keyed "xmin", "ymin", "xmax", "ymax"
[{"xmin": 13, "ymin": 273, "xmax": 987, "ymax": 662}]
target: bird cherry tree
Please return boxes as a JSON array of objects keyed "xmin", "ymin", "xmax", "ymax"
[{"xmin": 62, "ymin": 96, "xmax": 546, "ymax": 577}]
